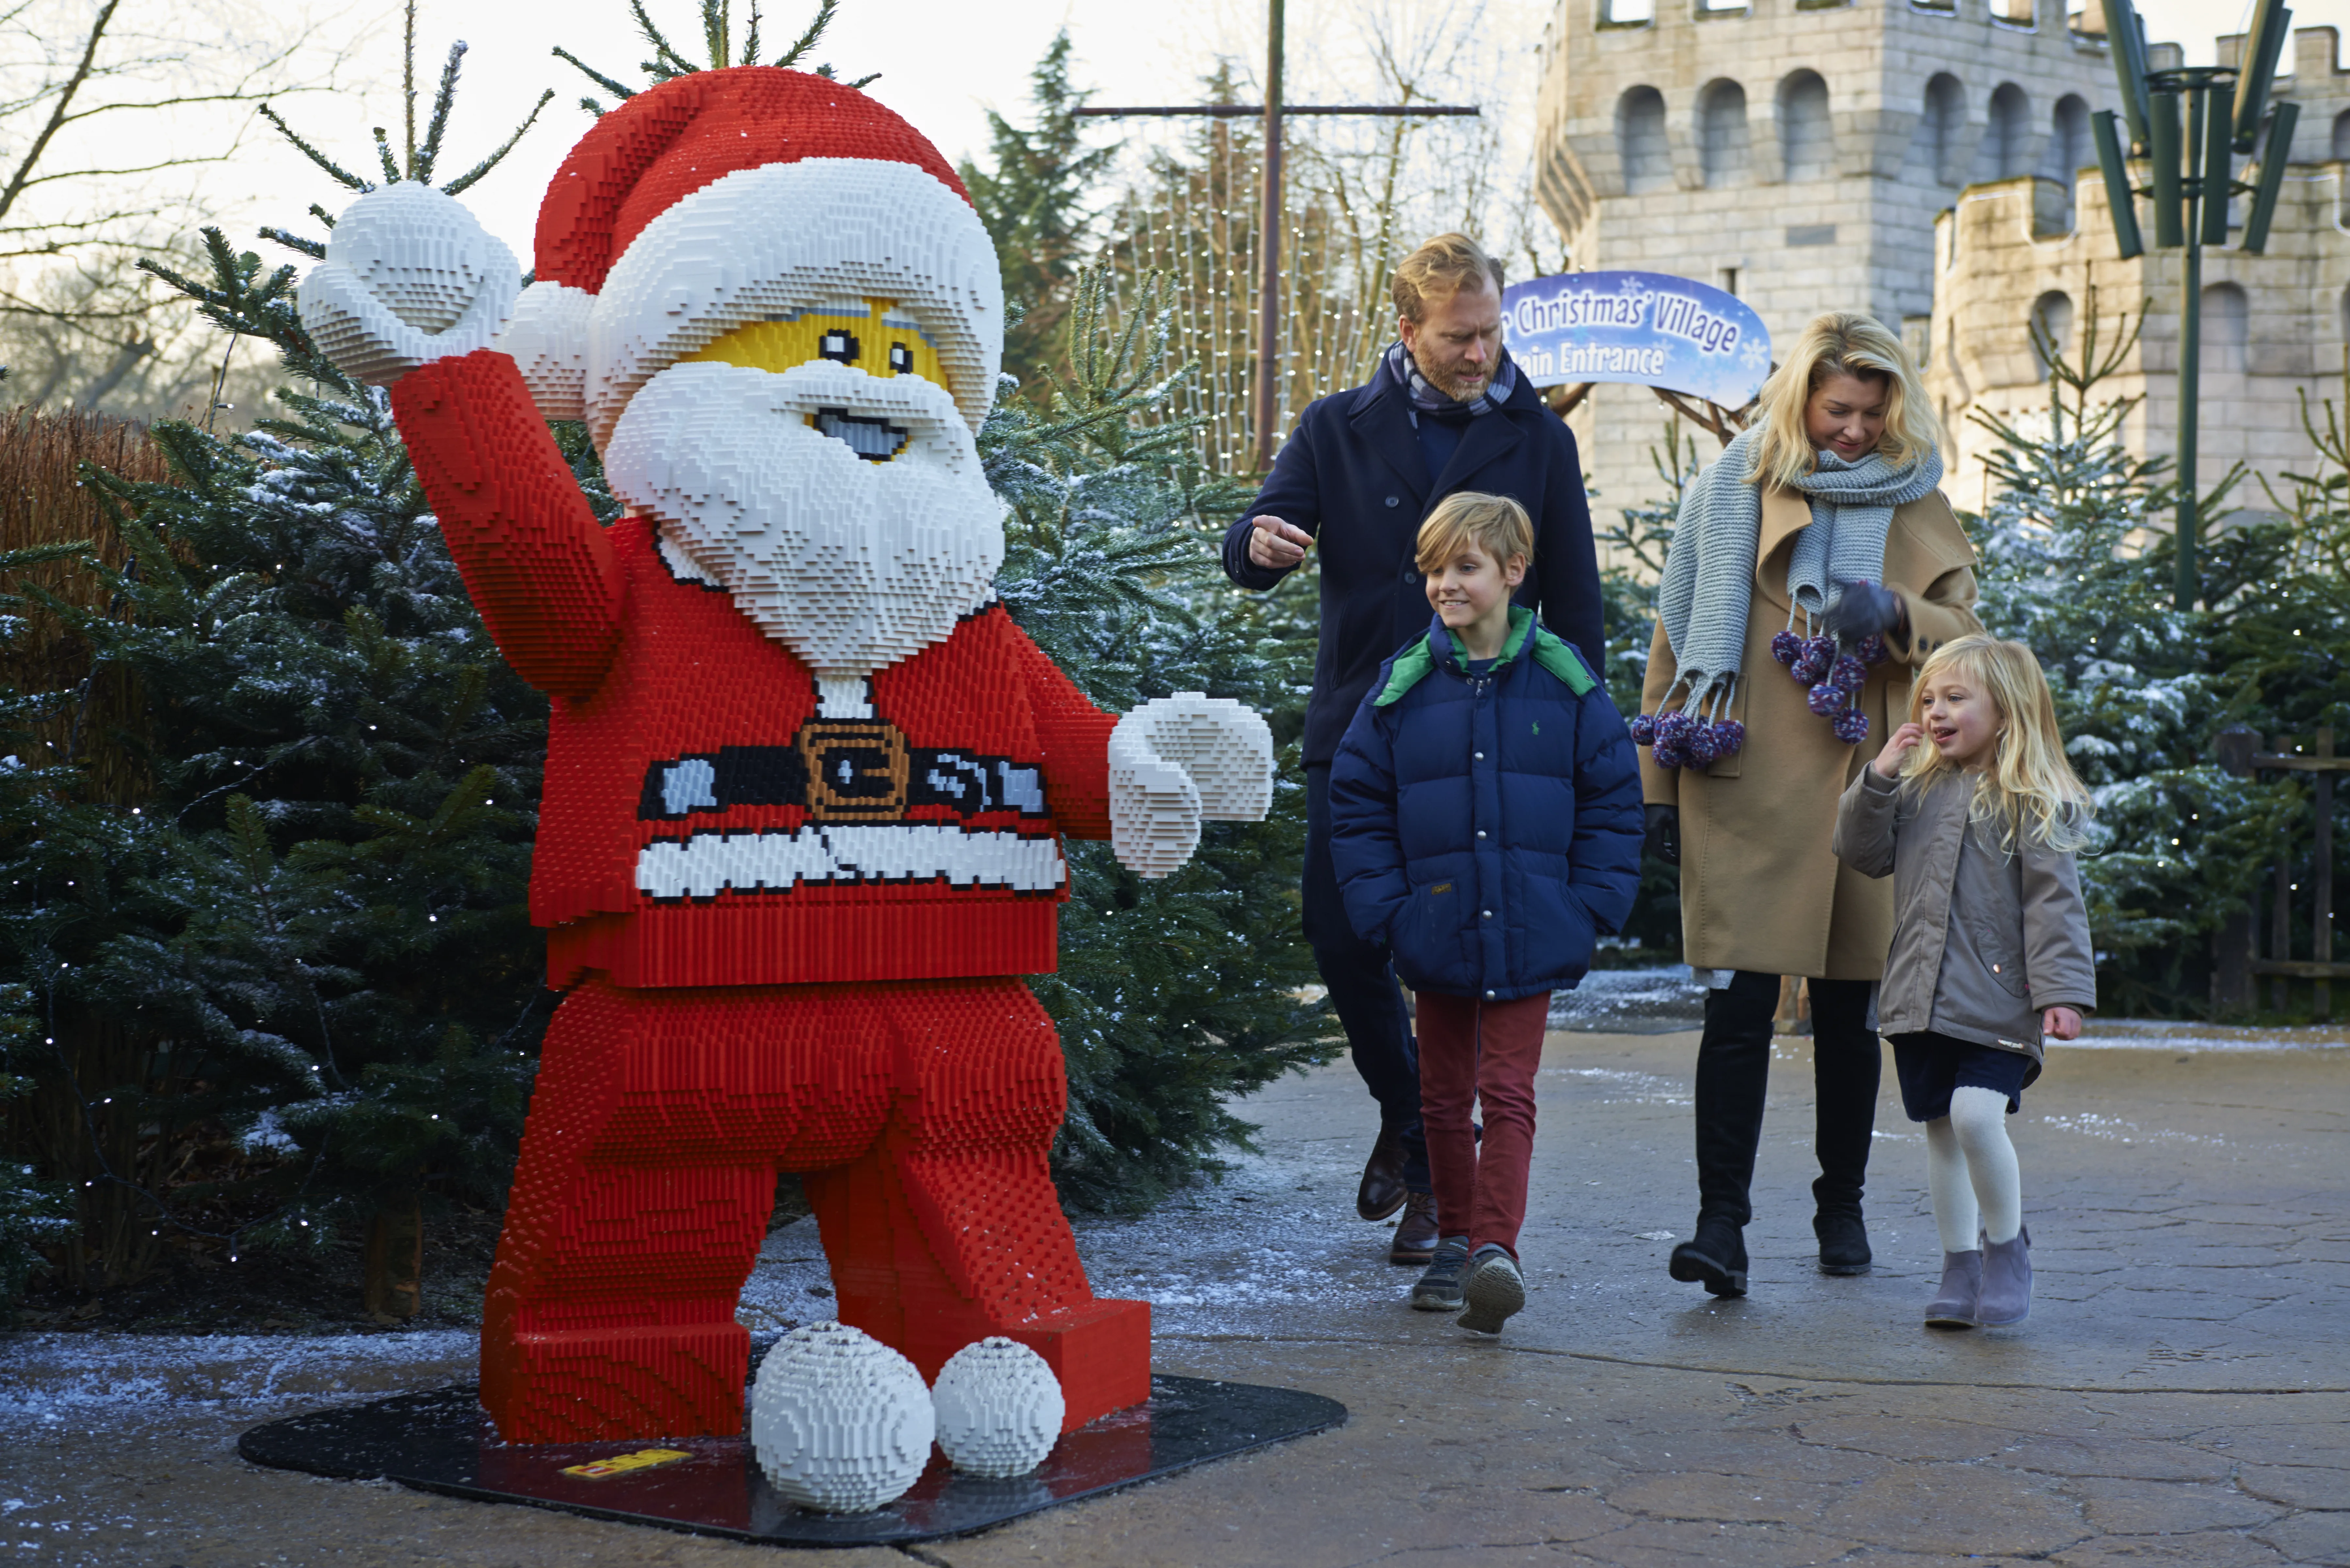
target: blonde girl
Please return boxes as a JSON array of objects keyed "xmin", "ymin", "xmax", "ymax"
[{"xmin": 1832, "ymin": 634, "xmax": 2096, "ymax": 1328}]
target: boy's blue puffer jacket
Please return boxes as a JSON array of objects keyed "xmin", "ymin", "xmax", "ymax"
[{"xmin": 1329, "ymin": 606, "xmax": 1644, "ymax": 1001}]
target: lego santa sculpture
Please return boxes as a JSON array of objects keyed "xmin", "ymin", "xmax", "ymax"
[{"xmin": 299, "ymin": 67, "xmax": 1273, "ymax": 1444}]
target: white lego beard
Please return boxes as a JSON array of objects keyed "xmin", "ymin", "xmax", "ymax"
[{"xmin": 603, "ymin": 359, "xmax": 1004, "ymax": 681}]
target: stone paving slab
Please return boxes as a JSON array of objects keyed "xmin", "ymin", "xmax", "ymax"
[{"xmin": 1, "ymin": 1029, "xmax": 2343, "ymax": 1565}]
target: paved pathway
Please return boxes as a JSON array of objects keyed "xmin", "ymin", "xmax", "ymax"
[{"xmin": 3, "ymin": 1029, "xmax": 2344, "ymax": 1565}]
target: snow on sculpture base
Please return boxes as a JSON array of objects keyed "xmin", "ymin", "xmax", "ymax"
[{"xmin": 237, "ymin": 1372, "xmax": 1345, "ymax": 1546}]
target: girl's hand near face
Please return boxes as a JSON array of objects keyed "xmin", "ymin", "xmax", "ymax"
[
  {"xmin": 2042, "ymin": 1006, "xmax": 2083, "ymax": 1041},
  {"xmin": 1873, "ymin": 722, "xmax": 1925, "ymax": 779}
]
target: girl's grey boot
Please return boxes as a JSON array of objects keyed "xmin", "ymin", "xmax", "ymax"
[
  {"xmin": 1923, "ymin": 1249, "xmax": 1983, "ymax": 1327},
  {"xmin": 1976, "ymin": 1226, "xmax": 2032, "ymax": 1326}
]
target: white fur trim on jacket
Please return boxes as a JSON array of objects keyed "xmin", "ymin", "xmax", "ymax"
[
  {"xmin": 493, "ymin": 280, "xmax": 596, "ymax": 421},
  {"xmin": 587, "ymin": 157, "xmax": 1001, "ymax": 445}
]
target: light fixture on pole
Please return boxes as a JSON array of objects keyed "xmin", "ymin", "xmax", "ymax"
[{"xmin": 2091, "ymin": 0, "xmax": 2298, "ymax": 610}]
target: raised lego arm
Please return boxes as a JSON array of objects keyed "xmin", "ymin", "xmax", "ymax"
[
  {"xmin": 390, "ymin": 352, "xmax": 625, "ymax": 700},
  {"xmin": 300, "ymin": 184, "xmax": 624, "ymax": 701}
]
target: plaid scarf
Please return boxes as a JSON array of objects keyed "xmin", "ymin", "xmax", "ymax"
[{"xmin": 1383, "ymin": 339, "xmax": 1518, "ymax": 425}]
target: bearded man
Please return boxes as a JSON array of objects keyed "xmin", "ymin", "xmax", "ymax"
[
  {"xmin": 299, "ymin": 67, "xmax": 1270, "ymax": 1445},
  {"xmin": 1223, "ymin": 233, "xmax": 1604, "ymax": 1267}
]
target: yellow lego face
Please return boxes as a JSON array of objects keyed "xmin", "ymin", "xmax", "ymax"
[{"xmin": 684, "ymin": 300, "xmax": 947, "ymax": 392}]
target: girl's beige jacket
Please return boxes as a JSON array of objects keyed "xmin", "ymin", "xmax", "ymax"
[{"xmin": 1640, "ymin": 484, "xmax": 1982, "ymax": 979}]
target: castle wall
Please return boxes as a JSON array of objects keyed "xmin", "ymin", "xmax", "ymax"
[{"xmin": 1534, "ymin": 0, "xmax": 2116, "ymax": 536}]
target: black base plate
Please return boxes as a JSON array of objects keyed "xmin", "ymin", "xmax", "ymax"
[{"xmin": 238, "ymin": 1374, "xmax": 1346, "ymax": 1546}]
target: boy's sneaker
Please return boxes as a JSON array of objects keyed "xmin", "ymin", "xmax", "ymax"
[
  {"xmin": 1457, "ymin": 1244, "xmax": 1526, "ymax": 1334},
  {"xmin": 1410, "ymin": 1238, "xmax": 1471, "ymax": 1311}
]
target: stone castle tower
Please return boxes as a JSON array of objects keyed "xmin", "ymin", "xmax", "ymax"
[{"xmin": 1531, "ymin": 0, "xmax": 2118, "ymax": 520}]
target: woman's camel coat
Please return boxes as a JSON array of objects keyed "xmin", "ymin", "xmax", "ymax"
[{"xmin": 1641, "ymin": 483, "xmax": 1981, "ymax": 980}]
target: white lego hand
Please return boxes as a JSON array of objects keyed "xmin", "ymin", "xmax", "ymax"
[
  {"xmin": 1108, "ymin": 693, "xmax": 1276, "ymax": 879},
  {"xmin": 297, "ymin": 182, "xmax": 521, "ymax": 388}
]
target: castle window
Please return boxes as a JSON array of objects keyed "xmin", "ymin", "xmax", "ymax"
[
  {"xmin": 1778, "ymin": 71, "xmax": 1833, "ymax": 182},
  {"xmin": 1980, "ymin": 82, "xmax": 2033, "ymax": 181},
  {"xmin": 2046, "ymin": 95, "xmax": 2091, "ymax": 179},
  {"xmin": 1699, "ymin": 80, "xmax": 1750, "ymax": 188},
  {"xmin": 1618, "ymin": 87, "xmax": 1672, "ymax": 193},
  {"xmin": 1917, "ymin": 73, "xmax": 1966, "ymax": 186},
  {"xmin": 1602, "ymin": 0, "xmax": 1656, "ymax": 24},
  {"xmin": 2031, "ymin": 291, "xmax": 2074, "ymax": 379},
  {"xmin": 2332, "ymin": 106, "xmax": 2350, "ymax": 161},
  {"xmin": 2202, "ymin": 282, "xmax": 2248, "ymax": 374},
  {"xmin": 2045, "ymin": 95, "xmax": 2091, "ymax": 226}
]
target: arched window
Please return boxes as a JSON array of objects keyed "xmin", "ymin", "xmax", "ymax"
[
  {"xmin": 2333, "ymin": 106, "xmax": 2350, "ymax": 160},
  {"xmin": 1617, "ymin": 87, "xmax": 1671, "ymax": 193},
  {"xmin": 1918, "ymin": 73, "xmax": 1966, "ymax": 185},
  {"xmin": 1981, "ymin": 83, "xmax": 2032, "ymax": 180},
  {"xmin": 1699, "ymin": 80, "xmax": 1750, "ymax": 188},
  {"xmin": 2202, "ymin": 282, "xmax": 2248, "ymax": 374},
  {"xmin": 1778, "ymin": 71, "xmax": 1833, "ymax": 182},
  {"xmin": 2031, "ymin": 290, "xmax": 2074, "ymax": 379},
  {"xmin": 2046, "ymin": 95, "xmax": 2091, "ymax": 179}
]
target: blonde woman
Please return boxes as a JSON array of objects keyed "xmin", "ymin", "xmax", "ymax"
[
  {"xmin": 1833, "ymin": 636, "xmax": 2097, "ymax": 1327},
  {"xmin": 1639, "ymin": 312, "xmax": 1982, "ymax": 1297}
]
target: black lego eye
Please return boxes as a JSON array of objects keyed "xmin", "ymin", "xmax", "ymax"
[
  {"xmin": 888, "ymin": 342, "xmax": 914, "ymax": 374},
  {"xmin": 819, "ymin": 330, "xmax": 860, "ymax": 364}
]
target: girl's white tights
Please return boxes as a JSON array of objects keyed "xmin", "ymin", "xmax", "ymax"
[{"xmin": 1924, "ymin": 1085, "xmax": 2023, "ymax": 1251}]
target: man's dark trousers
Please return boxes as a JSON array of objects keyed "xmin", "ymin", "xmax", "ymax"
[{"xmin": 1305, "ymin": 762, "xmax": 1429, "ymax": 1192}]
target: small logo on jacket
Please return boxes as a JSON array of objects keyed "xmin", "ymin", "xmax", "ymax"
[{"xmin": 1429, "ymin": 882, "xmax": 1453, "ymax": 895}]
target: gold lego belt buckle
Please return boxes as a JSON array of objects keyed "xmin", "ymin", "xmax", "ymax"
[
  {"xmin": 799, "ymin": 720, "xmax": 912, "ymax": 822},
  {"xmin": 560, "ymin": 1447, "xmax": 692, "ymax": 1479}
]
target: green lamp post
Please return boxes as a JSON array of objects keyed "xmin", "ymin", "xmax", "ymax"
[{"xmin": 2092, "ymin": 0, "xmax": 2300, "ymax": 609}]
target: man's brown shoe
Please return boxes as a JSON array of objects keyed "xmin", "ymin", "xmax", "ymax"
[
  {"xmin": 1389, "ymin": 1191, "xmax": 1440, "ymax": 1264},
  {"xmin": 1356, "ymin": 1127, "xmax": 1409, "ymax": 1221}
]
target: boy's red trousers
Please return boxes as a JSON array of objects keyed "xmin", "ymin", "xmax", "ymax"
[
  {"xmin": 479, "ymin": 974, "xmax": 1148, "ymax": 1443},
  {"xmin": 1415, "ymin": 991, "xmax": 1553, "ymax": 1257}
]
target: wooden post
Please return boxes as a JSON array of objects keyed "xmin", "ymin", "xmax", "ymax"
[
  {"xmin": 2272, "ymin": 733, "xmax": 2293, "ymax": 1013},
  {"xmin": 2213, "ymin": 728, "xmax": 2255, "ymax": 1012},
  {"xmin": 363, "ymin": 1193, "xmax": 424, "ymax": 1320},
  {"xmin": 2317, "ymin": 726, "xmax": 2335, "ymax": 1021}
]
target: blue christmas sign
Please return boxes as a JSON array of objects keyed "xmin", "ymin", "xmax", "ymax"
[{"xmin": 1501, "ymin": 271, "xmax": 1771, "ymax": 409}]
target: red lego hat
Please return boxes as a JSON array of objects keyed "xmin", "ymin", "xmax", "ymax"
[{"xmin": 494, "ymin": 66, "xmax": 1002, "ymax": 441}]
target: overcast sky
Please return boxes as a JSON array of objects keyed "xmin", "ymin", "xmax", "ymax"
[{"xmin": 113, "ymin": 0, "xmax": 2350, "ymax": 269}]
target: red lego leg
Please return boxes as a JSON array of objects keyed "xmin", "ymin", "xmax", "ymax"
[
  {"xmin": 480, "ymin": 977, "xmax": 891, "ymax": 1443},
  {"xmin": 803, "ymin": 978, "xmax": 1151, "ymax": 1432}
]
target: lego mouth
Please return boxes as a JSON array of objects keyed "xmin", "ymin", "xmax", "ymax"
[{"xmin": 811, "ymin": 407, "xmax": 910, "ymax": 462}]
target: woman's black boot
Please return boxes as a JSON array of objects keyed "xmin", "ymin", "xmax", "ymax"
[{"xmin": 1669, "ymin": 1215, "xmax": 1749, "ymax": 1297}]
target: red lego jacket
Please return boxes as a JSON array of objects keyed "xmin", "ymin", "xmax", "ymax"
[{"xmin": 390, "ymin": 349, "xmax": 1118, "ymax": 989}]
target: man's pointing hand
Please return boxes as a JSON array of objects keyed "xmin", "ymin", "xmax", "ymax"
[{"xmin": 1248, "ymin": 515, "xmax": 1313, "ymax": 571}]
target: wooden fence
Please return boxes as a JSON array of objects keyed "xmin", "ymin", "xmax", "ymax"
[{"xmin": 2216, "ymin": 726, "xmax": 2346, "ymax": 1019}]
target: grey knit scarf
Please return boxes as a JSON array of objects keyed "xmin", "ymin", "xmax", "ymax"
[{"xmin": 1656, "ymin": 427, "xmax": 1941, "ymax": 712}]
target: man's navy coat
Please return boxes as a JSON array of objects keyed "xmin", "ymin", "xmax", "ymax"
[
  {"xmin": 1221, "ymin": 367, "xmax": 1603, "ymax": 766},
  {"xmin": 1328, "ymin": 610, "xmax": 1643, "ymax": 1001}
]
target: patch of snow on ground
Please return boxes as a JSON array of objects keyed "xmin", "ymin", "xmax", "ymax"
[{"xmin": 1549, "ymin": 966, "xmax": 1707, "ymax": 1032}]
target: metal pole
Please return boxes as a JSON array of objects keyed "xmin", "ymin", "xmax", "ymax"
[
  {"xmin": 1254, "ymin": 0, "xmax": 1286, "ymax": 472},
  {"xmin": 2175, "ymin": 83, "xmax": 2204, "ymax": 610},
  {"xmin": 2318, "ymin": 726, "xmax": 2335, "ymax": 1021}
]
